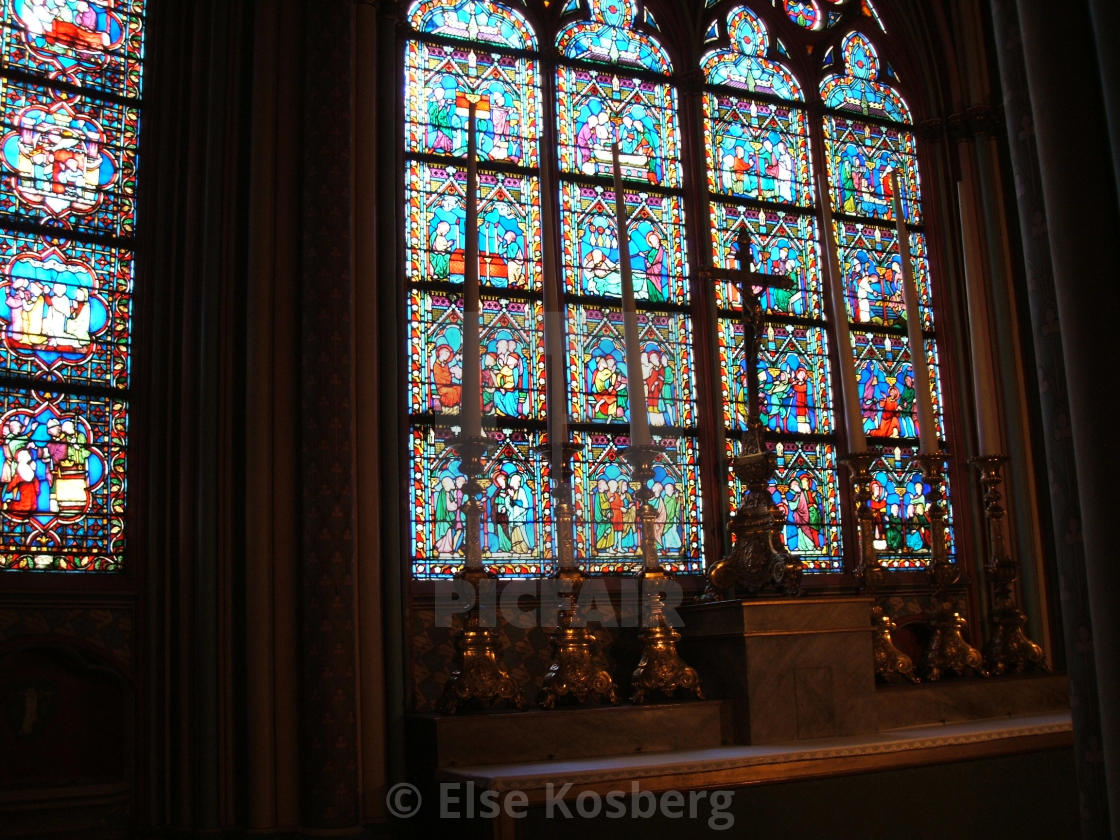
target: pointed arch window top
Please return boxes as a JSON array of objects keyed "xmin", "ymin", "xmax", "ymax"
[
  {"xmin": 556, "ymin": 0, "xmax": 671, "ymax": 74},
  {"xmin": 408, "ymin": 0, "xmax": 538, "ymax": 50},
  {"xmin": 700, "ymin": 6, "xmax": 803, "ymax": 101},
  {"xmin": 820, "ymin": 31, "xmax": 910, "ymax": 122}
]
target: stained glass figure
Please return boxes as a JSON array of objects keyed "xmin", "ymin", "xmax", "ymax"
[
  {"xmin": 404, "ymin": 41, "xmax": 541, "ymax": 166},
  {"xmin": 726, "ymin": 439, "xmax": 843, "ymax": 572},
  {"xmin": 571, "ymin": 431, "xmax": 703, "ymax": 573},
  {"xmin": 555, "ymin": 67, "xmax": 681, "ymax": 187},
  {"xmin": 560, "ymin": 182, "xmax": 688, "ymax": 303},
  {"xmin": 851, "ymin": 330, "xmax": 944, "ymax": 443},
  {"xmin": 834, "ymin": 220, "xmax": 932, "ymax": 329},
  {"xmin": 866, "ymin": 447, "xmax": 955, "ymax": 570},
  {"xmin": 410, "ymin": 426, "xmax": 551, "ymax": 578},
  {"xmin": 704, "ymin": 94, "xmax": 811, "ymax": 206},
  {"xmin": 783, "ymin": 0, "xmax": 823, "ymax": 31},
  {"xmin": 0, "ymin": 80, "xmax": 137, "ymax": 236},
  {"xmin": 820, "ymin": 31, "xmax": 909, "ymax": 122},
  {"xmin": 710, "ymin": 204, "xmax": 822, "ymax": 318},
  {"xmin": 824, "ymin": 114, "xmax": 919, "ymax": 222},
  {"xmin": 0, "ymin": 232, "xmax": 131, "ymax": 388},
  {"xmin": 2, "ymin": 0, "xmax": 145, "ymax": 99},
  {"xmin": 408, "ymin": 291, "xmax": 545, "ymax": 421},
  {"xmin": 567, "ymin": 305, "xmax": 695, "ymax": 428},
  {"xmin": 556, "ymin": 0, "xmax": 671, "ymax": 73},
  {"xmin": 700, "ymin": 6, "xmax": 802, "ymax": 101},
  {"xmin": 1, "ymin": 0, "xmax": 142, "ymax": 572},
  {"xmin": 720, "ymin": 319, "xmax": 833, "ymax": 435},
  {"xmin": 406, "ymin": 162, "xmax": 542, "ymax": 292},
  {"xmin": 408, "ymin": 0, "xmax": 537, "ymax": 50},
  {"xmin": 0, "ymin": 390, "xmax": 126, "ymax": 571}
]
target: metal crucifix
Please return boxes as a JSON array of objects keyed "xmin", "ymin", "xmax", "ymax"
[{"xmin": 703, "ymin": 226, "xmax": 802, "ymax": 598}]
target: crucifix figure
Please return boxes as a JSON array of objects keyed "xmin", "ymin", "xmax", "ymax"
[{"xmin": 704, "ymin": 226, "xmax": 803, "ymax": 597}]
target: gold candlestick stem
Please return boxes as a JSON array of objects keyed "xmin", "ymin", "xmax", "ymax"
[
  {"xmin": 623, "ymin": 443, "xmax": 703, "ymax": 704},
  {"xmin": 841, "ymin": 452, "xmax": 917, "ymax": 683},
  {"xmin": 913, "ymin": 453, "xmax": 986, "ymax": 681},
  {"xmin": 536, "ymin": 442, "xmax": 619, "ymax": 708},
  {"xmin": 439, "ymin": 432, "xmax": 525, "ymax": 713},
  {"xmin": 969, "ymin": 454, "xmax": 1046, "ymax": 675}
]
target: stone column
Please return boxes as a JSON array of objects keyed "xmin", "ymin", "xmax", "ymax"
[
  {"xmin": 995, "ymin": 2, "xmax": 1120, "ymax": 835},
  {"xmin": 299, "ymin": 0, "xmax": 361, "ymax": 830}
]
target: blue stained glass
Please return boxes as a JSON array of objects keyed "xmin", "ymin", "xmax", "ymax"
[
  {"xmin": 820, "ymin": 32, "xmax": 910, "ymax": 122},
  {"xmin": 700, "ymin": 7, "xmax": 803, "ymax": 100},
  {"xmin": 557, "ymin": 0, "xmax": 672, "ymax": 73},
  {"xmin": 560, "ymin": 0, "xmax": 582, "ymax": 15},
  {"xmin": 704, "ymin": 20, "xmax": 720, "ymax": 43},
  {"xmin": 407, "ymin": 0, "xmax": 538, "ymax": 50}
]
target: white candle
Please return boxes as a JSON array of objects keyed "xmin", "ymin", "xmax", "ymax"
[
  {"xmin": 612, "ymin": 141, "xmax": 651, "ymax": 448},
  {"xmin": 890, "ymin": 171, "xmax": 937, "ymax": 454},
  {"xmin": 462, "ymin": 101, "xmax": 482, "ymax": 438},
  {"xmin": 540, "ymin": 164, "xmax": 568, "ymax": 487},
  {"xmin": 817, "ymin": 177, "xmax": 866, "ymax": 453},
  {"xmin": 958, "ymin": 181, "xmax": 1001, "ymax": 455}
]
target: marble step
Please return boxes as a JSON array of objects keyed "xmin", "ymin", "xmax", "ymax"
[{"xmin": 407, "ymin": 699, "xmax": 732, "ymax": 769}]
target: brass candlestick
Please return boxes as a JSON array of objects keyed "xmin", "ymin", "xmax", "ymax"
[
  {"xmin": 842, "ymin": 452, "xmax": 917, "ymax": 683},
  {"xmin": 623, "ymin": 443, "xmax": 703, "ymax": 704},
  {"xmin": 969, "ymin": 455, "xmax": 1046, "ymax": 675},
  {"xmin": 707, "ymin": 418, "xmax": 802, "ymax": 598},
  {"xmin": 439, "ymin": 432, "xmax": 526, "ymax": 713},
  {"xmin": 912, "ymin": 453, "xmax": 986, "ymax": 681},
  {"xmin": 537, "ymin": 441, "xmax": 619, "ymax": 708}
]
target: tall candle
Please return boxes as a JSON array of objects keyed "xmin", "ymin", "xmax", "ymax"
[
  {"xmin": 890, "ymin": 170, "xmax": 938, "ymax": 454},
  {"xmin": 612, "ymin": 142, "xmax": 651, "ymax": 448},
  {"xmin": 540, "ymin": 153, "xmax": 568, "ymax": 488},
  {"xmin": 462, "ymin": 101, "xmax": 482, "ymax": 438},
  {"xmin": 958, "ymin": 180, "xmax": 1001, "ymax": 455},
  {"xmin": 817, "ymin": 177, "xmax": 867, "ymax": 453}
]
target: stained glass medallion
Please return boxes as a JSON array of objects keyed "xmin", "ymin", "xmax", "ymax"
[
  {"xmin": 406, "ymin": 161, "xmax": 542, "ymax": 292},
  {"xmin": 783, "ymin": 0, "xmax": 823, "ymax": 31},
  {"xmin": 719, "ymin": 318, "xmax": 834, "ymax": 436},
  {"xmin": 834, "ymin": 220, "xmax": 933, "ymax": 330},
  {"xmin": 403, "ymin": 40, "xmax": 541, "ymax": 166},
  {"xmin": 851, "ymin": 330, "xmax": 944, "ymax": 443},
  {"xmin": 567, "ymin": 304, "xmax": 696, "ymax": 428},
  {"xmin": 0, "ymin": 230, "xmax": 131, "ymax": 387},
  {"xmin": 555, "ymin": 65, "xmax": 681, "ymax": 187},
  {"xmin": 865, "ymin": 447, "xmax": 955, "ymax": 570},
  {"xmin": 2, "ymin": 0, "xmax": 145, "ymax": 99},
  {"xmin": 0, "ymin": 388, "xmax": 126, "ymax": 570},
  {"xmin": 571, "ymin": 431, "xmax": 703, "ymax": 573},
  {"xmin": 559, "ymin": 181, "xmax": 688, "ymax": 304},
  {"xmin": 710, "ymin": 203, "xmax": 823, "ymax": 318},
  {"xmin": 0, "ymin": 78, "xmax": 137, "ymax": 236},
  {"xmin": 410, "ymin": 425, "xmax": 551, "ymax": 578},
  {"xmin": 726, "ymin": 438, "xmax": 843, "ymax": 572},
  {"xmin": 824, "ymin": 114, "xmax": 919, "ymax": 223},
  {"xmin": 704, "ymin": 93, "xmax": 812, "ymax": 207}
]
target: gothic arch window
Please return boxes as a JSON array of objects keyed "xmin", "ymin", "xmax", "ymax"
[
  {"xmin": 401, "ymin": 0, "xmax": 957, "ymax": 580},
  {"xmin": 0, "ymin": 0, "xmax": 144, "ymax": 571}
]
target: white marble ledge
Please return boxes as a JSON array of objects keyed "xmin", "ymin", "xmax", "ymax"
[{"xmin": 438, "ymin": 712, "xmax": 1072, "ymax": 792}]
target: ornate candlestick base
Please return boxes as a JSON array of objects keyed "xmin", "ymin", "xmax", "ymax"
[
  {"xmin": 536, "ymin": 439, "xmax": 620, "ymax": 708},
  {"xmin": 914, "ymin": 452, "xmax": 987, "ymax": 681},
  {"xmin": 969, "ymin": 455, "xmax": 1047, "ymax": 675},
  {"xmin": 842, "ymin": 452, "xmax": 918, "ymax": 683},
  {"xmin": 623, "ymin": 443, "xmax": 703, "ymax": 704},
  {"xmin": 538, "ymin": 596, "xmax": 620, "ymax": 709},
  {"xmin": 706, "ymin": 424, "xmax": 801, "ymax": 598},
  {"xmin": 871, "ymin": 606, "xmax": 918, "ymax": 683},
  {"xmin": 439, "ymin": 432, "xmax": 525, "ymax": 713}
]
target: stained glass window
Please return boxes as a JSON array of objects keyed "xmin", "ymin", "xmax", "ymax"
[
  {"xmin": 703, "ymin": 5, "xmax": 844, "ymax": 570},
  {"xmin": 1, "ymin": 0, "xmax": 143, "ymax": 571},
  {"xmin": 557, "ymin": 0, "xmax": 703, "ymax": 573},
  {"xmin": 821, "ymin": 29, "xmax": 955, "ymax": 567},
  {"xmin": 401, "ymin": 2, "xmax": 959, "ymax": 580}
]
